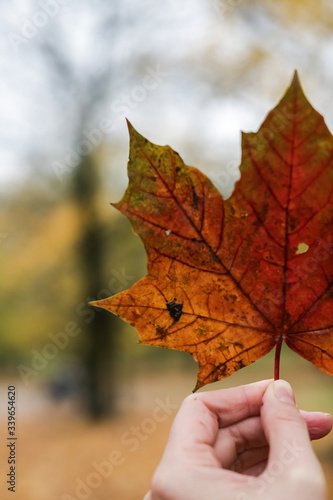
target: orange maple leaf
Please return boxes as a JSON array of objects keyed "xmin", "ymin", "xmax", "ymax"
[{"xmin": 92, "ymin": 72, "xmax": 333, "ymax": 391}]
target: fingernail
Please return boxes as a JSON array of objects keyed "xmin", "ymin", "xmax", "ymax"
[{"xmin": 273, "ymin": 380, "xmax": 295, "ymax": 405}]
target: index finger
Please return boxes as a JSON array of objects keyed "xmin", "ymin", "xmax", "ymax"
[{"xmin": 167, "ymin": 379, "xmax": 272, "ymax": 452}]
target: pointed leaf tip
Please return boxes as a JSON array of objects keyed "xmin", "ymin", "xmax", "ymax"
[
  {"xmin": 290, "ymin": 69, "xmax": 302, "ymax": 91},
  {"xmin": 89, "ymin": 299, "xmax": 105, "ymax": 309},
  {"xmin": 126, "ymin": 118, "xmax": 133, "ymax": 131},
  {"xmin": 281, "ymin": 70, "xmax": 305, "ymax": 103},
  {"xmin": 88, "ymin": 300, "xmax": 99, "ymax": 307}
]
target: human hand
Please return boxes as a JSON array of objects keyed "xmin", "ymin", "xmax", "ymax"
[{"xmin": 144, "ymin": 379, "xmax": 332, "ymax": 500}]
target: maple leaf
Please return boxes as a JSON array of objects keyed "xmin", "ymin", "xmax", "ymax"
[{"xmin": 91, "ymin": 72, "xmax": 333, "ymax": 391}]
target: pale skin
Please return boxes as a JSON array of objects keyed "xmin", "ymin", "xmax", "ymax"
[{"xmin": 144, "ymin": 379, "xmax": 332, "ymax": 500}]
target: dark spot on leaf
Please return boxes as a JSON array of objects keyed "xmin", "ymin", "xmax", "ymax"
[
  {"xmin": 166, "ymin": 300, "xmax": 183, "ymax": 322},
  {"xmin": 289, "ymin": 216, "xmax": 297, "ymax": 231},
  {"xmin": 156, "ymin": 325, "xmax": 166, "ymax": 338},
  {"xmin": 234, "ymin": 341, "xmax": 244, "ymax": 349},
  {"xmin": 192, "ymin": 185, "xmax": 199, "ymax": 209},
  {"xmin": 262, "ymin": 202, "xmax": 269, "ymax": 219},
  {"xmin": 216, "ymin": 363, "xmax": 228, "ymax": 376},
  {"xmin": 211, "ymin": 253, "xmax": 220, "ymax": 263},
  {"xmin": 237, "ymin": 359, "xmax": 245, "ymax": 369}
]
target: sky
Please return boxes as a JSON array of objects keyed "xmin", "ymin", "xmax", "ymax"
[{"xmin": 1, "ymin": 0, "xmax": 333, "ymax": 199}]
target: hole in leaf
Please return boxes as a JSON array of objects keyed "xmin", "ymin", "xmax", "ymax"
[{"xmin": 296, "ymin": 242, "xmax": 309, "ymax": 255}]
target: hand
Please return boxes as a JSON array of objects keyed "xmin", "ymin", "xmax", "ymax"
[{"xmin": 144, "ymin": 379, "xmax": 332, "ymax": 500}]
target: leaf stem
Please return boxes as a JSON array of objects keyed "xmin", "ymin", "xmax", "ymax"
[{"xmin": 274, "ymin": 337, "xmax": 283, "ymax": 380}]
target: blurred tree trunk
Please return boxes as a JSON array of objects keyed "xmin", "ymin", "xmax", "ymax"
[{"xmin": 73, "ymin": 153, "xmax": 118, "ymax": 419}]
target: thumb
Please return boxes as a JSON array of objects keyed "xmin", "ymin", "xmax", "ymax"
[{"xmin": 260, "ymin": 380, "xmax": 326, "ymax": 497}]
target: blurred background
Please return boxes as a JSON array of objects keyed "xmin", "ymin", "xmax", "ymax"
[{"xmin": 0, "ymin": 0, "xmax": 333, "ymax": 498}]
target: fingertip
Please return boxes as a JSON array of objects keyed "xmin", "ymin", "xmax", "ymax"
[
  {"xmin": 321, "ymin": 412, "xmax": 333, "ymax": 435},
  {"xmin": 269, "ymin": 379, "xmax": 296, "ymax": 405},
  {"xmin": 262, "ymin": 380, "xmax": 297, "ymax": 413},
  {"xmin": 300, "ymin": 410, "xmax": 333, "ymax": 440},
  {"xmin": 322, "ymin": 411, "xmax": 333, "ymax": 425}
]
